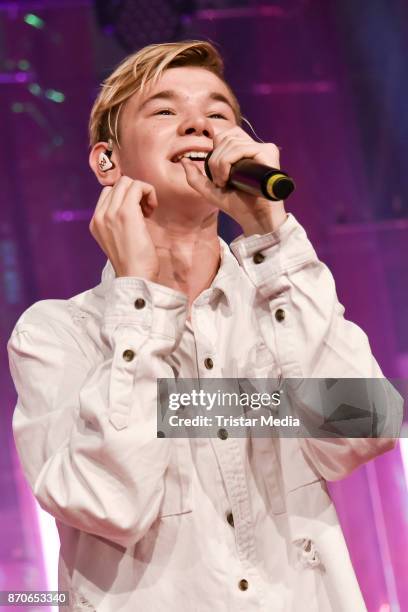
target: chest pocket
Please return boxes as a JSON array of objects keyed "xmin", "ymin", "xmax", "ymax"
[
  {"xmin": 158, "ymin": 437, "xmax": 193, "ymax": 518},
  {"xmin": 244, "ymin": 340, "xmax": 277, "ymax": 378}
]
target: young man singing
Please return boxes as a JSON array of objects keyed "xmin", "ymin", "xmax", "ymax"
[{"xmin": 8, "ymin": 40, "xmax": 402, "ymax": 611}]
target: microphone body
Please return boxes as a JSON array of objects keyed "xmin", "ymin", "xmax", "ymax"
[{"xmin": 204, "ymin": 153, "xmax": 295, "ymax": 201}]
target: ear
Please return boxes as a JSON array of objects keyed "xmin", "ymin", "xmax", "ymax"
[{"xmin": 89, "ymin": 141, "xmax": 122, "ymax": 186}]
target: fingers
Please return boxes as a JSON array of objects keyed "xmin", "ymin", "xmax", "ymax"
[
  {"xmin": 103, "ymin": 177, "xmax": 135, "ymax": 223},
  {"xmin": 91, "ymin": 177, "xmax": 131, "ymax": 228},
  {"xmin": 208, "ymin": 126, "xmax": 280, "ymax": 188},
  {"xmin": 90, "ymin": 185, "xmax": 112, "ymax": 227},
  {"xmin": 89, "ymin": 176, "xmax": 158, "ymax": 242},
  {"xmin": 180, "ymin": 158, "xmax": 230, "ymax": 208},
  {"xmin": 117, "ymin": 180, "xmax": 158, "ymax": 223},
  {"xmin": 139, "ymin": 182, "xmax": 159, "ymax": 218},
  {"xmin": 94, "ymin": 177, "xmax": 157, "ymax": 220},
  {"xmin": 89, "ymin": 186, "xmax": 110, "ymax": 241},
  {"xmin": 208, "ymin": 137, "xmax": 249, "ymax": 186}
]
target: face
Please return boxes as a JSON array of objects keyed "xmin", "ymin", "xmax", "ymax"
[{"xmin": 117, "ymin": 66, "xmax": 238, "ymax": 207}]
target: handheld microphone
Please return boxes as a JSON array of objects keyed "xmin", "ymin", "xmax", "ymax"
[{"xmin": 204, "ymin": 152, "xmax": 295, "ymax": 201}]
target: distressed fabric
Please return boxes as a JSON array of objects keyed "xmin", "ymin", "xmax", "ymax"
[{"xmin": 7, "ymin": 214, "xmax": 402, "ymax": 612}]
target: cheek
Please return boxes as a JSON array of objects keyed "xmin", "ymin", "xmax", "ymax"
[
  {"xmin": 118, "ymin": 125, "xmax": 176, "ymax": 184},
  {"xmin": 119, "ymin": 144, "xmax": 156, "ymax": 181},
  {"xmin": 128, "ymin": 157, "xmax": 173, "ymax": 188}
]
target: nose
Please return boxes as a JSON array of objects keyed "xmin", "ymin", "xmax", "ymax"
[{"xmin": 177, "ymin": 113, "xmax": 213, "ymax": 138}]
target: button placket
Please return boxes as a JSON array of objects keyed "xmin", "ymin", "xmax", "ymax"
[
  {"xmin": 208, "ymin": 437, "xmax": 258, "ymax": 566},
  {"xmin": 191, "ymin": 307, "xmax": 217, "ymax": 377}
]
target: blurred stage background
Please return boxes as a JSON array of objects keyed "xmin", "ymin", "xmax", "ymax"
[{"xmin": 0, "ymin": 0, "xmax": 407, "ymax": 610}]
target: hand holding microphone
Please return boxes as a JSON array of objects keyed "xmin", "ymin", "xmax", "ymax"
[
  {"xmin": 204, "ymin": 151, "xmax": 295, "ymax": 202},
  {"xmin": 180, "ymin": 126, "xmax": 293, "ymax": 234}
]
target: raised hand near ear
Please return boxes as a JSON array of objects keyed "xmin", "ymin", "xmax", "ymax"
[{"xmin": 89, "ymin": 176, "xmax": 160, "ymax": 280}]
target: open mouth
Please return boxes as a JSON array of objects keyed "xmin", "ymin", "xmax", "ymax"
[{"xmin": 171, "ymin": 151, "xmax": 211, "ymax": 163}]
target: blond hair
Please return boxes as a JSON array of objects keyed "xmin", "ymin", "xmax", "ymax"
[{"xmin": 88, "ymin": 40, "xmax": 242, "ymax": 148}]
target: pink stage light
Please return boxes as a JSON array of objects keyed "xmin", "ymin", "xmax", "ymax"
[
  {"xmin": 399, "ymin": 434, "xmax": 408, "ymax": 495},
  {"xmin": 34, "ymin": 501, "xmax": 60, "ymax": 592}
]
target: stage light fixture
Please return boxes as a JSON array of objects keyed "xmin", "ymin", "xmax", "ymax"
[{"xmin": 94, "ymin": 0, "xmax": 193, "ymax": 52}]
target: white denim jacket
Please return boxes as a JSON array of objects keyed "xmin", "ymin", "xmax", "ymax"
[{"xmin": 8, "ymin": 214, "xmax": 402, "ymax": 612}]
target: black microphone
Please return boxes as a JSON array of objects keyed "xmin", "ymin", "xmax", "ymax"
[{"xmin": 204, "ymin": 152, "xmax": 295, "ymax": 201}]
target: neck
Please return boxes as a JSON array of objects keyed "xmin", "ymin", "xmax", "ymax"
[{"xmin": 145, "ymin": 207, "xmax": 221, "ymax": 307}]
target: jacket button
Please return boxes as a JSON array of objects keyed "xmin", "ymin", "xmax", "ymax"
[
  {"xmin": 134, "ymin": 298, "xmax": 146, "ymax": 309},
  {"xmin": 204, "ymin": 357, "xmax": 214, "ymax": 369},
  {"xmin": 122, "ymin": 349, "xmax": 135, "ymax": 362},
  {"xmin": 275, "ymin": 308, "xmax": 285, "ymax": 322},
  {"xmin": 217, "ymin": 428, "xmax": 228, "ymax": 440},
  {"xmin": 253, "ymin": 252, "xmax": 265, "ymax": 264},
  {"xmin": 226, "ymin": 511, "xmax": 234, "ymax": 527},
  {"xmin": 238, "ymin": 579, "xmax": 249, "ymax": 591}
]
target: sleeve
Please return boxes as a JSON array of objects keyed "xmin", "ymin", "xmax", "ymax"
[
  {"xmin": 7, "ymin": 276, "xmax": 188, "ymax": 547},
  {"xmin": 230, "ymin": 213, "xmax": 404, "ymax": 481}
]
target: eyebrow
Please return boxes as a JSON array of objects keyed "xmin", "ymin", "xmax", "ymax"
[{"xmin": 138, "ymin": 89, "xmax": 235, "ymax": 114}]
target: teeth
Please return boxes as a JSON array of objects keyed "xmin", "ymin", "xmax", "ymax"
[{"xmin": 175, "ymin": 151, "xmax": 209, "ymax": 162}]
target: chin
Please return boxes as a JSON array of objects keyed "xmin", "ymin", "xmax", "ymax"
[
  {"xmin": 159, "ymin": 189, "xmax": 216, "ymax": 216},
  {"xmin": 157, "ymin": 181, "xmax": 202, "ymax": 202}
]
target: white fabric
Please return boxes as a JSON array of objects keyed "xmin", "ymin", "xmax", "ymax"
[{"xmin": 7, "ymin": 213, "xmax": 402, "ymax": 612}]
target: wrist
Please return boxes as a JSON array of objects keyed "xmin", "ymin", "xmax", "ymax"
[
  {"xmin": 239, "ymin": 202, "xmax": 287, "ymax": 237},
  {"xmin": 115, "ymin": 267, "xmax": 159, "ymax": 282}
]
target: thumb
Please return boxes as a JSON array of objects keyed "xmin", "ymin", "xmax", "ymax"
[
  {"xmin": 180, "ymin": 158, "xmax": 207, "ymax": 190},
  {"xmin": 180, "ymin": 157, "xmax": 223, "ymax": 204}
]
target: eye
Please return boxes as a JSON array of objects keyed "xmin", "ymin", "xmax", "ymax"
[
  {"xmin": 154, "ymin": 108, "xmax": 175, "ymax": 115},
  {"xmin": 209, "ymin": 112, "xmax": 227, "ymax": 119}
]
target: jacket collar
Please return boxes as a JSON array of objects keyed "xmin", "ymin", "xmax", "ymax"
[{"xmin": 100, "ymin": 236, "xmax": 240, "ymax": 313}]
